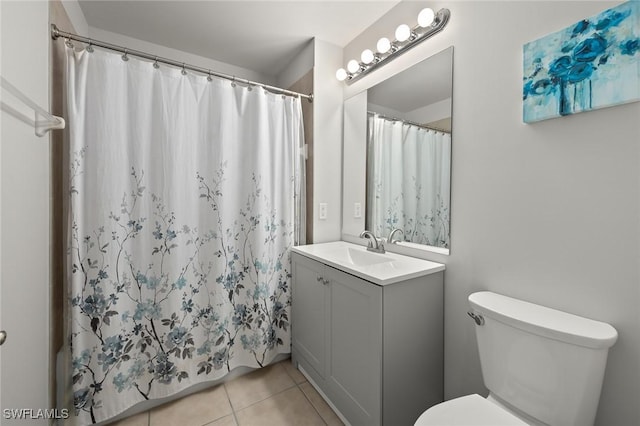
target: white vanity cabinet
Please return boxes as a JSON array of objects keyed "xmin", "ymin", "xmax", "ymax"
[
  {"xmin": 291, "ymin": 252, "xmax": 331, "ymax": 378},
  {"xmin": 291, "ymin": 246, "xmax": 444, "ymax": 426}
]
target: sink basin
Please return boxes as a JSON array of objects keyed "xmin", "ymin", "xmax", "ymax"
[
  {"xmin": 291, "ymin": 241, "xmax": 445, "ymax": 285},
  {"xmin": 346, "ymin": 248, "xmax": 393, "ymax": 266}
]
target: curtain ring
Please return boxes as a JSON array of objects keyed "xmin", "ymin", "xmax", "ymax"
[
  {"xmin": 181, "ymin": 63, "xmax": 187, "ymax": 75},
  {"xmin": 121, "ymin": 49, "xmax": 129, "ymax": 62},
  {"xmin": 231, "ymin": 76, "xmax": 237, "ymax": 87},
  {"xmin": 86, "ymin": 40, "xmax": 94, "ymax": 53},
  {"xmin": 153, "ymin": 57, "xmax": 159, "ymax": 69},
  {"xmin": 207, "ymin": 70, "xmax": 213, "ymax": 82},
  {"xmin": 65, "ymin": 37, "xmax": 73, "ymax": 49}
]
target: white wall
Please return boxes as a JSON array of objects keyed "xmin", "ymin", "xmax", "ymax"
[
  {"xmin": 342, "ymin": 91, "xmax": 368, "ymax": 237},
  {"xmin": 312, "ymin": 39, "xmax": 344, "ymax": 242},
  {"xmin": 276, "ymin": 37, "xmax": 345, "ymax": 244},
  {"xmin": 405, "ymin": 98, "xmax": 451, "ymax": 125},
  {"xmin": 0, "ymin": 0, "xmax": 51, "ymax": 421},
  {"xmin": 87, "ymin": 27, "xmax": 272, "ymax": 85},
  {"xmin": 276, "ymin": 38, "xmax": 314, "ymax": 90},
  {"xmin": 368, "ymin": 97, "xmax": 451, "ymax": 125},
  {"xmin": 341, "ymin": 2, "xmax": 640, "ymax": 425},
  {"xmin": 60, "ymin": 0, "xmax": 88, "ymax": 35}
]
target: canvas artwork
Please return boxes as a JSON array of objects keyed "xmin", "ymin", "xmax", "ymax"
[{"xmin": 523, "ymin": 1, "xmax": 639, "ymax": 123}]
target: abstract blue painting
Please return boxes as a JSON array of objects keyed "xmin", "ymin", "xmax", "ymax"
[{"xmin": 523, "ymin": 1, "xmax": 640, "ymax": 123}]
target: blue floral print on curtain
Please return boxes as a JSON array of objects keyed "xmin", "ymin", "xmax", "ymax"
[{"xmin": 69, "ymin": 156, "xmax": 293, "ymax": 423}]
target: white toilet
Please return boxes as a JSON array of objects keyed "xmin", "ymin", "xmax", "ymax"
[{"xmin": 416, "ymin": 291, "xmax": 618, "ymax": 426}]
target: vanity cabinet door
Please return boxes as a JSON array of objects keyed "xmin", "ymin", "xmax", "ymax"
[
  {"xmin": 326, "ymin": 267, "xmax": 383, "ymax": 426},
  {"xmin": 291, "ymin": 252, "xmax": 328, "ymax": 378}
]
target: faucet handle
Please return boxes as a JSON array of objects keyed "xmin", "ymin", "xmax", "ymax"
[
  {"xmin": 359, "ymin": 230, "xmax": 372, "ymax": 238},
  {"xmin": 388, "ymin": 228, "xmax": 404, "ymax": 244},
  {"xmin": 359, "ymin": 230, "xmax": 375, "ymax": 248},
  {"xmin": 359, "ymin": 230, "xmax": 382, "ymax": 252}
]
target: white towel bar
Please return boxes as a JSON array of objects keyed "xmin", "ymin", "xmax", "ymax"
[{"xmin": 0, "ymin": 76, "xmax": 65, "ymax": 137}]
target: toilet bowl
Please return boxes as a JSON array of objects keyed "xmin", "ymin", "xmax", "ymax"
[
  {"xmin": 415, "ymin": 291, "xmax": 618, "ymax": 426},
  {"xmin": 415, "ymin": 394, "xmax": 528, "ymax": 425}
]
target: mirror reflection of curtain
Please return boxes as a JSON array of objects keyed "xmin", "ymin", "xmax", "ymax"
[{"xmin": 367, "ymin": 114, "xmax": 451, "ymax": 248}]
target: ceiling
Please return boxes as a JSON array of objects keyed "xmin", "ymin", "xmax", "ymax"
[{"xmin": 78, "ymin": 1, "xmax": 400, "ymax": 78}]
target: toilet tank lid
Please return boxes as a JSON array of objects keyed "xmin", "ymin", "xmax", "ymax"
[{"xmin": 468, "ymin": 292, "xmax": 618, "ymax": 349}]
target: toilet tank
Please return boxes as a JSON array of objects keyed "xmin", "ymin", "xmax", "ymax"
[{"xmin": 468, "ymin": 291, "xmax": 617, "ymax": 426}]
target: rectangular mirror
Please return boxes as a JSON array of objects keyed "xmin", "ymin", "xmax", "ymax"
[{"xmin": 342, "ymin": 46, "xmax": 453, "ymax": 255}]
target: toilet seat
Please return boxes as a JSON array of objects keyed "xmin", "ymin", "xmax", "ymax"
[{"xmin": 414, "ymin": 394, "xmax": 528, "ymax": 426}]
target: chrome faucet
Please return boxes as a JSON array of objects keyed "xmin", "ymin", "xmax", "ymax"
[
  {"xmin": 359, "ymin": 230, "xmax": 385, "ymax": 253},
  {"xmin": 388, "ymin": 228, "xmax": 404, "ymax": 245}
]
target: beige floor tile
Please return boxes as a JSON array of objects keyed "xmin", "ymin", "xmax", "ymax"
[
  {"xmin": 225, "ymin": 362, "xmax": 296, "ymax": 411},
  {"xmin": 204, "ymin": 414, "xmax": 237, "ymax": 426},
  {"xmin": 149, "ymin": 384, "xmax": 232, "ymax": 426},
  {"xmin": 282, "ymin": 359, "xmax": 307, "ymax": 384},
  {"xmin": 235, "ymin": 387, "xmax": 325, "ymax": 426},
  {"xmin": 299, "ymin": 382, "xmax": 344, "ymax": 426},
  {"xmin": 108, "ymin": 411, "xmax": 149, "ymax": 426}
]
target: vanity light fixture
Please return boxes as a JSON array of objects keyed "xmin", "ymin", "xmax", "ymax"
[
  {"xmin": 361, "ymin": 49, "xmax": 375, "ymax": 65},
  {"xmin": 336, "ymin": 6, "xmax": 450, "ymax": 84},
  {"xmin": 418, "ymin": 7, "xmax": 436, "ymax": 27},
  {"xmin": 395, "ymin": 24, "xmax": 412, "ymax": 42},
  {"xmin": 347, "ymin": 59, "xmax": 361, "ymax": 74},
  {"xmin": 376, "ymin": 37, "xmax": 392, "ymax": 54}
]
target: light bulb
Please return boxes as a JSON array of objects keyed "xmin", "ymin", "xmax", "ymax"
[
  {"xmin": 347, "ymin": 59, "xmax": 360, "ymax": 74},
  {"xmin": 377, "ymin": 37, "xmax": 391, "ymax": 54},
  {"xmin": 361, "ymin": 49, "xmax": 375, "ymax": 64},
  {"xmin": 336, "ymin": 68, "xmax": 348, "ymax": 81},
  {"xmin": 395, "ymin": 24, "xmax": 411, "ymax": 42},
  {"xmin": 418, "ymin": 8, "xmax": 435, "ymax": 27}
]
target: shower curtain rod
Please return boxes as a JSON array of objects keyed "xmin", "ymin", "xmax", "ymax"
[
  {"xmin": 368, "ymin": 111, "xmax": 450, "ymax": 134},
  {"xmin": 51, "ymin": 24, "xmax": 313, "ymax": 103}
]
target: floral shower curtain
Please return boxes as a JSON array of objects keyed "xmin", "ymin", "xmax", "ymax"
[
  {"xmin": 65, "ymin": 47, "xmax": 304, "ymax": 424},
  {"xmin": 367, "ymin": 114, "xmax": 450, "ymax": 248}
]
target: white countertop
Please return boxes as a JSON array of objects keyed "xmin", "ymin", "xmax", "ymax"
[{"xmin": 291, "ymin": 241, "xmax": 445, "ymax": 285}]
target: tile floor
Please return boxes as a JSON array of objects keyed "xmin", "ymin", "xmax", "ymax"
[{"xmin": 109, "ymin": 359, "xmax": 343, "ymax": 426}]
